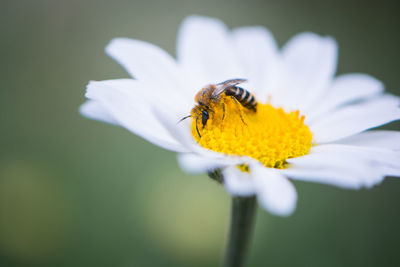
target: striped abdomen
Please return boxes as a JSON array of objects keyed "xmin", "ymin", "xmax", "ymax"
[{"xmin": 225, "ymin": 86, "xmax": 257, "ymax": 111}]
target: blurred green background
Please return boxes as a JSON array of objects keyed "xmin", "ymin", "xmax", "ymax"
[{"xmin": 1, "ymin": 0, "xmax": 400, "ymax": 266}]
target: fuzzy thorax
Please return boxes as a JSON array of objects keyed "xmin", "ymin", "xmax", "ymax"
[{"xmin": 191, "ymin": 96, "xmax": 313, "ymax": 168}]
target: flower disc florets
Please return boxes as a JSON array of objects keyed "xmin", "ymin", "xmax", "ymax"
[{"xmin": 191, "ymin": 95, "xmax": 313, "ymax": 168}]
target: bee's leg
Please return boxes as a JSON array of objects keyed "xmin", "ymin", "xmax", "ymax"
[
  {"xmin": 222, "ymin": 102, "xmax": 226, "ymax": 121},
  {"xmin": 195, "ymin": 117, "xmax": 201, "ymax": 138},
  {"xmin": 230, "ymin": 96, "xmax": 247, "ymax": 126},
  {"xmin": 239, "ymin": 111, "xmax": 247, "ymax": 126}
]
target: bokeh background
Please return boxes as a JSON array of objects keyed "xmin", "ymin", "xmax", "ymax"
[{"xmin": 1, "ymin": 0, "xmax": 400, "ymax": 266}]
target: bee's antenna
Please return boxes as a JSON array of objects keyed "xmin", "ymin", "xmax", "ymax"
[
  {"xmin": 195, "ymin": 117, "xmax": 201, "ymax": 138},
  {"xmin": 177, "ymin": 115, "xmax": 191, "ymax": 124}
]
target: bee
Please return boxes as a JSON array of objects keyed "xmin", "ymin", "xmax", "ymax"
[{"xmin": 180, "ymin": 78, "xmax": 257, "ymax": 137}]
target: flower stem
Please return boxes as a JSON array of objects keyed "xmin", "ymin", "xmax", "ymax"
[{"xmin": 223, "ymin": 196, "xmax": 257, "ymax": 267}]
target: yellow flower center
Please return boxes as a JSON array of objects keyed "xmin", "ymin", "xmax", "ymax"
[{"xmin": 191, "ymin": 95, "xmax": 313, "ymax": 168}]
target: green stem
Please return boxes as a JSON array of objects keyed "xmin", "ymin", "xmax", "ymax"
[{"xmin": 223, "ymin": 196, "xmax": 257, "ymax": 267}]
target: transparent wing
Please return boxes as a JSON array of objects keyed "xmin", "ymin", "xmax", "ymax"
[{"xmin": 212, "ymin": 78, "xmax": 247, "ymax": 98}]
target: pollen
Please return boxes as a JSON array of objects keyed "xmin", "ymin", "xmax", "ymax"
[{"xmin": 191, "ymin": 96, "xmax": 313, "ymax": 169}]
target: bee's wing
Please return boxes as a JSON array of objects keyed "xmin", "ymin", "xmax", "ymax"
[{"xmin": 212, "ymin": 78, "xmax": 247, "ymax": 97}]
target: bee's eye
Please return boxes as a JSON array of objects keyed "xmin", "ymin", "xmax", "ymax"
[{"xmin": 201, "ymin": 110, "xmax": 209, "ymax": 127}]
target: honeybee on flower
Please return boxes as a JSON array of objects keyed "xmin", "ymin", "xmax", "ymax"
[{"xmin": 183, "ymin": 78, "xmax": 256, "ymax": 137}]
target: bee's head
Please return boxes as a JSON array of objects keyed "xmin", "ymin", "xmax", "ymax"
[
  {"xmin": 201, "ymin": 109, "xmax": 209, "ymax": 127},
  {"xmin": 193, "ymin": 108, "xmax": 211, "ymax": 138},
  {"xmin": 189, "ymin": 105, "xmax": 214, "ymax": 138}
]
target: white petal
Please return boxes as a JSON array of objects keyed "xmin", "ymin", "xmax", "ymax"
[
  {"xmin": 312, "ymin": 144, "xmax": 400, "ymax": 173},
  {"xmin": 307, "ymin": 73, "xmax": 384, "ymax": 123},
  {"xmin": 333, "ymin": 130, "xmax": 400, "ymax": 150},
  {"xmin": 177, "ymin": 15, "xmax": 243, "ymax": 93},
  {"xmin": 284, "ymin": 162, "xmax": 383, "ymax": 189},
  {"xmin": 251, "ymin": 164, "xmax": 297, "ymax": 216},
  {"xmin": 231, "ymin": 26, "xmax": 279, "ymax": 102},
  {"xmin": 223, "ymin": 166, "xmax": 256, "ymax": 197},
  {"xmin": 178, "ymin": 153, "xmax": 239, "ymax": 174},
  {"xmin": 274, "ymin": 33, "xmax": 337, "ymax": 111},
  {"xmin": 80, "ymin": 100, "xmax": 118, "ymax": 125},
  {"xmin": 284, "ymin": 144, "xmax": 400, "ymax": 189},
  {"xmin": 105, "ymin": 38, "xmax": 192, "ymax": 101},
  {"xmin": 152, "ymin": 104, "xmax": 198, "ymax": 152},
  {"xmin": 311, "ymin": 94, "xmax": 400, "ymax": 143},
  {"xmin": 85, "ymin": 79, "xmax": 187, "ymax": 152},
  {"xmin": 380, "ymin": 166, "xmax": 400, "ymax": 177},
  {"xmin": 87, "ymin": 78, "xmax": 189, "ymax": 121}
]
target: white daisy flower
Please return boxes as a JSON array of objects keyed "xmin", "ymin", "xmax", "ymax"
[{"xmin": 80, "ymin": 15, "xmax": 400, "ymax": 216}]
